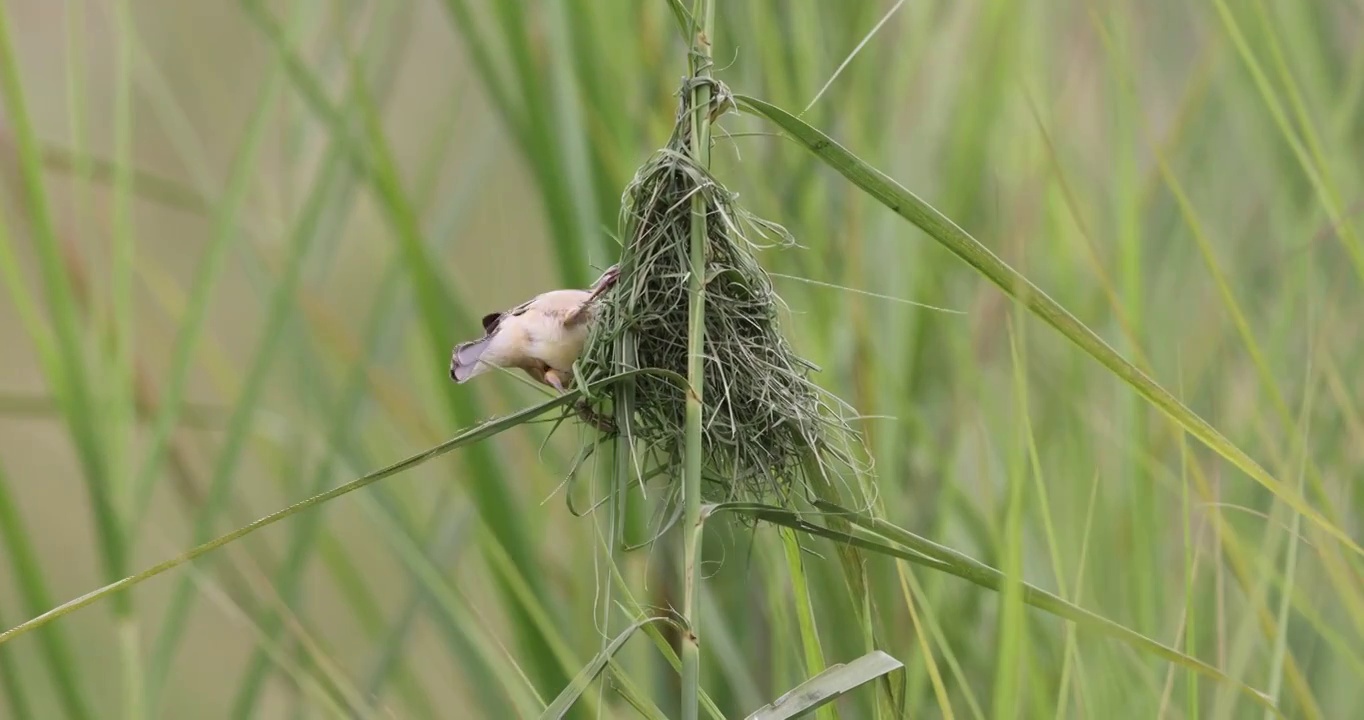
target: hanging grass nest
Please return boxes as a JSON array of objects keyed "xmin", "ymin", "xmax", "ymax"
[{"xmin": 576, "ymin": 79, "xmax": 868, "ymax": 508}]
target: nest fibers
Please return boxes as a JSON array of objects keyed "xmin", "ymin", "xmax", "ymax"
[{"xmin": 576, "ymin": 79, "xmax": 869, "ymax": 508}]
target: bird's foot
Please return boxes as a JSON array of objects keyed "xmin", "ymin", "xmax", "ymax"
[
  {"xmin": 573, "ymin": 400, "xmax": 616, "ymax": 434},
  {"xmin": 544, "ymin": 368, "xmax": 613, "ymax": 432}
]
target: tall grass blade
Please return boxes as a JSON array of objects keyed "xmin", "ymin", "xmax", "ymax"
[
  {"xmin": 127, "ymin": 29, "xmax": 286, "ymax": 526},
  {"xmin": 238, "ymin": 2, "xmax": 574, "ymax": 701},
  {"xmin": 746, "ymin": 650, "xmax": 904, "ymax": 720},
  {"xmin": 144, "ymin": 92, "xmax": 338, "ymax": 708},
  {"xmin": 780, "ymin": 528, "xmax": 836, "ymax": 720},
  {"xmin": 359, "ymin": 506, "xmax": 470, "ymax": 718},
  {"xmin": 734, "ymin": 94, "xmax": 1362, "ymax": 559},
  {"xmin": 1209, "ymin": 0, "xmax": 1364, "ymax": 281},
  {"xmin": 708, "ymin": 501, "xmax": 1280, "ymax": 716},
  {"xmin": 0, "ymin": 599, "xmax": 30, "ymax": 720},
  {"xmin": 0, "ymin": 0, "xmax": 124, "ymax": 627},
  {"xmin": 0, "ymin": 459, "xmax": 92, "ymax": 720},
  {"xmin": 354, "ymin": 491, "xmax": 548, "ymax": 715},
  {"xmin": 0, "ymin": 374, "xmax": 631, "ymax": 649},
  {"xmin": 106, "ymin": 0, "xmax": 146, "ymax": 712},
  {"xmin": 538, "ymin": 617, "xmax": 679, "ymax": 720},
  {"xmin": 226, "ymin": 10, "xmax": 418, "ymax": 713},
  {"xmin": 1265, "ymin": 369, "xmax": 1317, "ymax": 716}
]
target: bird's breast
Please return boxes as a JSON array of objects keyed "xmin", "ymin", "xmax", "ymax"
[
  {"xmin": 526, "ymin": 317, "xmax": 590, "ymax": 371},
  {"xmin": 481, "ymin": 303, "xmax": 592, "ymax": 373}
]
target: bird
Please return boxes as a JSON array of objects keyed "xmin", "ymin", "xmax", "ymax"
[{"xmin": 449, "ymin": 264, "xmax": 620, "ymax": 393}]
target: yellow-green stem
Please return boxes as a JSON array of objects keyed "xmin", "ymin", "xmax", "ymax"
[
  {"xmin": 681, "ymin": 3, "xmax": 715, "ymax": 719},
  {"xmin": 111, "ymin": 1, "xmax": 143, "ymax": 716}
]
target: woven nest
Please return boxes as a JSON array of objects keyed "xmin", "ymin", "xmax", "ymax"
[{"xmin": 576, "ymin": 79, "xmax": 867, "ymax": 508}]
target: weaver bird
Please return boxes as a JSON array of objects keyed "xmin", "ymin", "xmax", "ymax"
[{"xmin": 449, "ymin": 264, "xmax": 620, "ymax": 392}]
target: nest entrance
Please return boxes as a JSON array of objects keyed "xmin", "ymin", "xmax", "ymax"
[{"xmin": 577, "ymin": 80, "xmax": 865, "ymax": 509}]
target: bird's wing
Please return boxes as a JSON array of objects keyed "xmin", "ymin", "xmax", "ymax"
[{"xmin": 480, "ymin": 297, "xmax": 537, "ymax": 336}]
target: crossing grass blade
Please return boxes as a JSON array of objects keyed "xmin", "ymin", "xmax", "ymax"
[
  {"xmin": 745, "ymin": 650, "xmax": 904, "ymax": 720},
  {"xmin": 45, "ymin": 10, "xmax": 488, "ymax": 709},
  {"xmin": 538, "ymin": 617, "xmax": 679, "ymax": 720},
  {"xmin": 706, "ymin": 501, "xmax": 1281, "ymax": 717},
  {"xmin": 126, "ymin": 19, "xmax": 288, "ymax": 528},
  {"xmin": 236, "ymin": 4, "xmax": 586, "ymax": 707},
  {"xmin": 0, "ymin": 372, "xmax": 636, "ymax": 650},
  {"xmin": 733, "ymin": 93, "xmax": 1363, "ymax": 560},
  {"xmin": 143, "ymin": 86, "xmax": 339, "ymax": 710},
  {"xmin": 220, "ymin": 6, "xmax": 425, "ymax": 713}
]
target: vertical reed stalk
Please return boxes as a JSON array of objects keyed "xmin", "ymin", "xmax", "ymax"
[{"xmin": 681, "ymin": 2, "xmax": 716, "ymax": 719}]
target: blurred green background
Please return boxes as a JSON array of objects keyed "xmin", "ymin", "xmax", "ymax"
[{"xmin": 1, "ymin": 0, "xmax": 1362, "ymax": 718}]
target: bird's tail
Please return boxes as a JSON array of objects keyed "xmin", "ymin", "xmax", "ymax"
[{"xmin": 450, "ymin": 337, "xmax": 491, "ymax": 383}]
